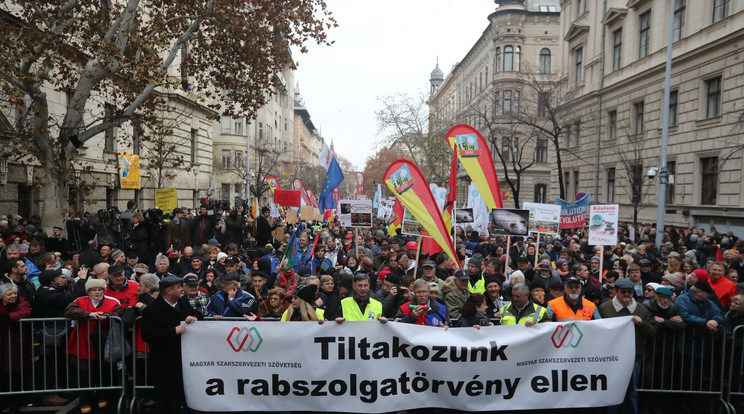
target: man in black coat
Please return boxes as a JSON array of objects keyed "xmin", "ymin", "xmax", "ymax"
[
  {"xmin": 191, "ymin": 205, "xmax": 218, "ymax": 248},
  {"xmin": 255, "ymin": 206, "xmax": 276, "ymax": 247},
  {"xmin": 141, "ymin": 276, "xmax": 202, "ymax": 414}
]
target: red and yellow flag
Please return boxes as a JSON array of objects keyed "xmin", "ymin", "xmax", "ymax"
[
  {"xmin": 446, "ymin": 124, "xmax": 503, "ymax": 210},
  {"xmin": 442, "ymin": 148, "xmax": 458, "ymax": 230},
  {"xmin": 384, "ymin": 160, "xmax": 460, "ymax": 268},
  {"xmin": 387, "ymin": 198, "xmax": 404, "ymax": 237}
]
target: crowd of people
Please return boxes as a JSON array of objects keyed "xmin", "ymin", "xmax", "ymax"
[{"xmin": 1, "ymin": 201, "xmax": 743, "ymax": 413}]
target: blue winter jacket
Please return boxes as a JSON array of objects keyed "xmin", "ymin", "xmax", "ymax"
[{"xmin": 207, "ymin": 289, "xmax": 258, "ymax": 317}]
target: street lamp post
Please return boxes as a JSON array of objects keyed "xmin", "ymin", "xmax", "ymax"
[{"xmin": 656, "ymin": 0, "xmax": 675, "ymax": 249}]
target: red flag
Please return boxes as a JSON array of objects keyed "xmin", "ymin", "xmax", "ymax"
[
  {"xmin": 384, "ymin": 160, "xmax": 460, "ymax": 268},
  {"xmin": 387, "ymin": 198, "xmax": 404, "ymax": 236},
  {"xmin": 443, "ymin": 149, "xmax": 458, "ymax": 230},
  {"xmin": 446, "ymin": 124, "xmax": 503, "ymax": 210},
  {"xmin": 422, "ymin": 237, "xmax": 443, "ymax": 258}
]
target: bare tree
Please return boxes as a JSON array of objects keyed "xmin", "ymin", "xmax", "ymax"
[
  {"xmin": 375, "ymin": 92, "xmax": 451, "ymax": 184},
  {"xmin": 614, "ymin": 126, "xmax": 657, "ymax": 231}
]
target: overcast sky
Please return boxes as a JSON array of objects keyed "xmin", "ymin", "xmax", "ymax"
[{"xmin": 294, "ymin": 0, "xmax": 498, "ymax": 170}]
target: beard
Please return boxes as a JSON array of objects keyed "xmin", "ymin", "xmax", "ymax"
[
  {"xmin": 657, "ymin": 301, "xmax": 670, "ymax": 309},
  {"xmin": 568, "ymin": 292, "xmax": 580, "ymax": 301}
]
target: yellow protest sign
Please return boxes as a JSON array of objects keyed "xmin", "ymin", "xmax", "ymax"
[
  {"xmin": 117, "ymin": 153, "xmax": 140, "ymax": 189},
  {"xmin": 155, "ymin": 188, "xmax": 178, "ymax": 212}
]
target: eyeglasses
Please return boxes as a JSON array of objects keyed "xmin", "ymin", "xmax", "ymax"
[{"xmin": 645, "ymin": 288, "xmax": 654, "ymax": 292}]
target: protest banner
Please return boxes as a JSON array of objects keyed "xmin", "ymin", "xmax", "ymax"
[
  {"xmin": 401, "ymin": 209, "xmax": 432, "ymax": 238},
  {"xmin": 523, "ymin": 202, "xmax": 561, "ymax": 234},
  {"xmin": 182, "ymin": 318, "xmax": 635, "ymax": 412},
  {"xmin": 446, "ymin": 124, "xmax": 503, "ymax": 210},
  {"xmin": 588, "ymin": 205, "xmax": 619, "ymax": 246},
  {"xmin": 387, "ymin": 198, "xmax": 404, "ymax": 236},
  {"xmin": 556, "ymin": 193, "xmax": 591, "ymax": 230},
  {"xmin": 455, "ymin": 208, "xmax": 474, "ymax": 225},
  {"xmin": 339, "ymin": 199, "xmax": 373, "ymax": 228},
  {"xmin": 154, "ymin": 188, "xmax": 178, "ymax": 212},
  {"xmin": 274, "ymin": 190, "xmax": 301, "ymax": 207},
  {"xmin": 489, "ymin": 209, "xmax": 530, "ymax": 237},
  {"xmin": 117, "ymin": 153, "xmax": 140, "ymax": 189}
]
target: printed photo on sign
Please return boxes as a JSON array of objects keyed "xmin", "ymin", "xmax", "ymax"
[
  {"xmin": 455, "ymin": 208, "xmax": 474, "ymax": 224},
  {"xmin": 523, "ymin": 202, "xmax": 561, "ymax": 234},
  {"xmin": 390, "ymin": 165, "xmax": 414, "ymax": 194},
  {"xmin": 455, "ymin": 133, "xmax": 479, "ymax": 158},
  {"xmin": 588, "ymin": 205, "xmax": 619, "ymax": 246},
  {"xmin": 489, "ymin": 209, "xmax": 530, "ymax": 236},
  {"xmin": 402, "ymin": 209, "xmax": 432, "ymax": 238},
  {"xmin": 339, "ymin": 199, "xmax": 373, "ymax": 228}
]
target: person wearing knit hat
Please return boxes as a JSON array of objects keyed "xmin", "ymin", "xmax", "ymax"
[
  {"xmin": 282, "ymin": 284, "xmax": 324, "ymax": 321},
  {"xmin": 465, "ymin": 253, "xmax": 486, "ymax": 294},
  {"xmin": 64, "ymin": 276, "xmax": 123, "ymax": 413}
]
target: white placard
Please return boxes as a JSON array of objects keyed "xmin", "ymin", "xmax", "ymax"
[{"xmin": 588, "ymin": 204, "xmax": 619, "ymax": 246}]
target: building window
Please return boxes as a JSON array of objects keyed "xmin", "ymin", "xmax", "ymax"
[
  {"xmin": 284, "ymin": 117, "xmax": 288, "ymax": 131},
  {"xmin": 607, "ymin": 168, "xmax": 615, "ymax": 203},
  {"xmin": 669, "ymin": 90, "xmax": 678, "ymax": 126},
  {"xmin": 234, "ymin": 184, "xmax": 243, "ymax": 203},
  {"xmin": 713, "ymin": 0, "xmax": 730, "ymax": 23},
  {"xmin": 479, "ymin": 73, "xmax": 483, "ymax": 90},
  {"xmin": 666, "ymin": 161, "xmax": 676, "ymax": 204},
  {"xmin": 609, "ymin": 110, "xmax": 617, "ymax": 139},
  {"xmin": 634, "ymin": 101, "xmax": 644, "ymax": 134},
  {"xmin": 534, "ymin": 184, "xmax": 547, "ymax": 203},
  {"xmin": 536, "ymin": 138, "xmax": 548, "ymax": 163},
  {"xmin": 673, "ymin": 0, "xmax": 686, "ymax": 41},
  {"xmin": 190, "ymin": 128, "xmax": 197, "ymax": 163},
  {"xmin": 639, "ymin": 11, "xmax": 651, "ymax": 58},
  {"xmin": 258, "ymin": 122, "xmax": 264, "ymax": 139},
  {"xmin": 539, "ymin": 48, "xmax": 551, "ymax": 73},
  {"xmin": 631, "ymin": 164, "xmax": 643, "ymax": 203},
  {"xmin": 502, "ymin": 137, "xmax": 512, "ymax": 162},
  {"xmin": 576, "ymin": 0, "xmax": 582, "ymax": 17},
  {"xmin": 706, "ymin": 76, "xmax": 722, "ymax": 118},
  {"xmin": 495, "ymin": 48, "xmax": 501, "ymax": 73},
  {"xmin": 503, "ymin": 90, "xmax": 512, "ymax": 114},
  {"xmin": 515, "ymin": 46, "xmax": 521, "ymax": 72},
  {"xmin": 612, "ymin": 29, "xmax": 622, "ymax": 71},
  {"xmin": 234, "ymin": 120, "xmax": 243, "ymax": 135},
  {"xmin": 513, "ymin": 90, "xmax": 520, "ymax": 114},
  {"xmin": 104, "ymin": 103, "xmax": 115, "ymax": 151},
  {"xmin": 539, "ymin": 5, "xmax": 557, "ymax": 12},
  {"xmin": 235, "ymin": 150, "xmax": 243, "ymax": 169},
  {"xmin": 701, "ymin": 157, "xmax": 718, "ymax": 205},
  {"xmin": 493, "ymin": 91, "xmax": 500, "ymax": 116},
  {"xmin": 564, "ymin": 172, "xmax": 571, "ymax": 196},
  {"xmin": 575, "ymin": 47, "xmax": 583, "ymax": 86},
  {"xmin": 221, "ymin": 149, "xmax": 231, "ymax": 169},
  {"xmin": 221, "ymin": 183, "xmax": 231, "ymax": 202},
  {"xmin": 573, "ymin": 120, "xmax": 581, "ymax": 147},
  {"xmin": 538, "ymin": 93, "xmax": 549, "ymax": 117},
  {"xmin": 504, "ymin": 46, "xmax": 514, "ymax": 71},
  {"xmin": 485, "ymin": 67, "xmax": 488, "ymax": 86},
  {"xmin": 573, "ymin": 171, "xmax": 580, "ymax": 197}
]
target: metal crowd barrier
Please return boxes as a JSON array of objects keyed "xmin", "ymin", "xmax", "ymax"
[
  {"xmin": 637, "ymin": 326, "xmax": 734, "ymax": 413},
  {"xmin": 1, "ymin": 316, "xmax": 127, "ymax": 414},
  {"xmin": 727, "ymin": 325, "xmax": 744, "ymax": 413}
]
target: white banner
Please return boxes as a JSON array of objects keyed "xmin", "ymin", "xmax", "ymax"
[
  {"xmin": 182, "ymin": 318, "xmax": 635, "ymax": 412},
  {"xmin": 588, "ymin": 204, "xmax": 619, "ymax": 246},
  {"xmin": 523, "ymin": 202, "xmax": 561, "ymax": 234}
]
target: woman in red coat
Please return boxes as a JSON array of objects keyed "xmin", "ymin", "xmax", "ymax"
[
  {"xmin": 64, "ymin": 278, "xmax": 123, "ymax": 414},
  {"xmin": 0, "ymin": 283, "xmax": 31, "ymax": 413}
]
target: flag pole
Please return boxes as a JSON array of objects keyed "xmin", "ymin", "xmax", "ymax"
[{"xmin": 413, "ymin": 236, "xmax": 422, "ymax": 277}]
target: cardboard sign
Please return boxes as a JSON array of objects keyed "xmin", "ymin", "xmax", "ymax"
[
  {"xmin": 274, "ymin": 189, "xmax": 301, "ymax": 207},
  {"xmin": 285, "ymin": 210, "xmax": 299, "ymax": 224},
  {"xmin": 154, "ymin": 188, "xmax": 178, "ymax": 212},
  {"xmin": 300, "ymin": 205, "xmax": 315, "ymax": 221}
]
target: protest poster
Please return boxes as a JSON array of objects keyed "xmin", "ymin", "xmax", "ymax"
[
  {"xmin": 182, "ymin": 318, "xmax": 635, "ymax": 412},
  {"xmin": 154, "ymin": 188, "xmax": 178, "ymax": 212},
  {"xmin": 274, "ymin": 190, "xmax": 301, "ymax": 207},
  {"xmin": 522, "ymin": 202, "xmax": 561, "ymax": 234},
  {"xmin": 285, "ymin": 210, "xmax": 298, "ymax": 224},
  {"xmin": 117, "ymin": 153, "xmax": 140, "ymax": 189},
  {"xmin": 556, "ymin": 193, "xmax": 590, "ymax": 229},
  {"xmin": 588, "ymin": 205, "xmax": 619, "ymax": 246},
  {"xmin": 339, "ymin": 199, "xmax": 373, "ymax": 228},
  {"xmin": 489, "ymin": 209, "xmax": 530, "ymax": 236},
  {"xmin": 401, "ymin": 209, "xmax": 432, "ymax": 238},
  {"xmin": 454, "ymin": 208, "xmax": 474, "ymax": 225}
]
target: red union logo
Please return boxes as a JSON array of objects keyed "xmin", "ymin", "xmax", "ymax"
[
  {"xmin": 551, "ymin": 323, "xmax": 583, "ymax": 348},
  {"xmin": 227, "ymin": 326, "xmax": 263, "ymax": 352}
]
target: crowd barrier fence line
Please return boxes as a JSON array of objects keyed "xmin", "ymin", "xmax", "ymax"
[{"xmin": 3, "ymin": 316, "xmax": 743, "ymax": 414}]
